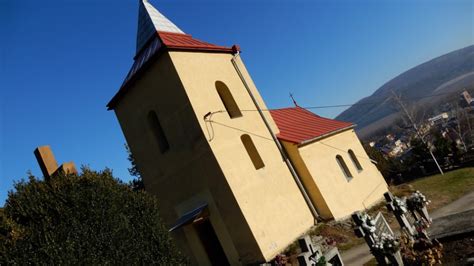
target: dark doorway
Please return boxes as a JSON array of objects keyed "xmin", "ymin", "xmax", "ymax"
[{"xmin": 193, "ymin": 219, "xmax": 230, "ymax": 266}]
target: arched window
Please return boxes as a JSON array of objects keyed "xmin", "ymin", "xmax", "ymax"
[
  {"xmin": 348, "ymin": 149, "xmax": 363, "ymax": 171},
  {"xmin": 148, "ymin": 111, "xmax": 169, "ymax": 153},
  {"xmin": 241, "ymin": 134, "xmax": 264, "ymax": 169},
  {"xmin": 216, "ymin": 81, "xmax": 242, "ymax": 119},
  {"xmin": 336, "ymin": 155, "xmax": 352, "ymax": 181}
]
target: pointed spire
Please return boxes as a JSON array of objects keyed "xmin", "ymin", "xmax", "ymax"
[{"xmin": 136, "ymin": 0, "xmax": 184, "ymax": 54}]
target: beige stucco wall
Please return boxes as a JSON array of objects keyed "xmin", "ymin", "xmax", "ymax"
[
  {"xmin": 287, "ymin": 129, "xmax": 388, "ymax": 220},
  {"xmin": 281, "ymin": 141, "xmax": 333, "ymax": 219},
  {"xmin": 168, "ymin": 51, "xmax": 314, "ymax": 261},
  {"xmin": 113, "ymin": 51, "xmax": 314, "ymax": 264},
  {"xmin": 114, "ymin": 53, "xmax": 262, "ymax": 264}
]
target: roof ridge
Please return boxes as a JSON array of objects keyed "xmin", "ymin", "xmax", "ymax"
[
  {"xmin": 270, "ymin": 107, "xmax": 354, "ymax": 144},
  {"xmin": 157, "ymin": 31, "xmax": 191, "ymax": 37},
  {"xmin": 271, "ymin": 106, "xmax": 300, "ymax": 111}
]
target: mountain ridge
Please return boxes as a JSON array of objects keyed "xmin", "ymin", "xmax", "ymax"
[{"xmin": 336, "ymin": 45, "xmax": 474, "ymax": 139}]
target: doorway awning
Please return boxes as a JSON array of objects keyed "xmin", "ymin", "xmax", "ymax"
[{"xmin": 169, "ymin": 203, "xmax": 209, "ymax": 232}]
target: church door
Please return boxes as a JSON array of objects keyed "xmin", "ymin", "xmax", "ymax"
[{"xmin": 193, "ymin": 219, "xmax": 230, "ymax": 266}]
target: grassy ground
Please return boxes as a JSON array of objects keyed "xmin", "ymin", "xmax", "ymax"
[
  {"xmin": 401, "ymin": 167, "xmax": 474, "ymax": 211},
  {"xmin": 326, "ymin": 167, "xmax": 474, "ymax": 252}
]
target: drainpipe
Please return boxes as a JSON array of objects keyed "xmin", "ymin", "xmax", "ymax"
[{"xmin": 230, "ymin": 49, "xmax": 320, "ymax": 221}]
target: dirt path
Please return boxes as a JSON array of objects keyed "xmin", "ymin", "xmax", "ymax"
[
  {"xmin": 340, "ymin": 244, "xmax": 372, "ymax": 266},
  {"xmin": 340, "ymin": 190, "xmax": 474, "ymax": 265},
  {"xmin": 431, "ymin": 190, "xmax": 474, "ymax": 219}
]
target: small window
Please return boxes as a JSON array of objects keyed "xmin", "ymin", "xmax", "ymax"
[
  {"xmin": 336, "ymin": 155, "xmax": 352, "ymax": 181},
  {"xmin": 348, "ymin": 149, "xmax": 363, "ymax": 171},
  {"xmin": 148, "ymin": 111, "xmax": 170, "ymax": 153},
  {"xmin": 216, "ymin": 81, "xmax": 242, "ymax": 119},
  {"xmin": 241, "ymin": 134, "xmax": 264, "ymax": 169}
]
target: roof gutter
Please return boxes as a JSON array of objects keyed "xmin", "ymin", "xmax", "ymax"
[{"xmin": 231, "ymin": 51, "xmax": 320, "ymax": 221}]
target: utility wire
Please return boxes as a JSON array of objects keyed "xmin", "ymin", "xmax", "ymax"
[
  {"xmin": 206, "ymin": 120, "xmax": 273, "ymax": 141},
  {"xmin": 202, "ymin": 90, "xmax": 462, "ymax": 162},
  {"xmin": 208, "ymin": 91, "xmax": 460, "ymax": 114},
  {"xmin": 318, "ymin": 141, "xmax": 378, "ymax": 163},
  {"xmin": 205, "ymin": 118, "xmax": 375, "ymax": 163}
]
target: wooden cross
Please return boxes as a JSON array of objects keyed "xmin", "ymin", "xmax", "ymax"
[{"xmin": 34, "ymin": 145, "xmax": 78, "ymax": 180}]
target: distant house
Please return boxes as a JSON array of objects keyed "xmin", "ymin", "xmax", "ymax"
[
  {"xmin": 386, "ymin": 134, "xmax": 395, "ymax": 141},
  {"xmin": 428, "ymin": 112, "xmax": 449, "ymax": 126},
  {"xmin": 107, "ymin": 1, "xmax": 388, "ymax": 264},
  {"xmin": 461, "ymin": 90, "xmax": 473, "ymax": 106}
]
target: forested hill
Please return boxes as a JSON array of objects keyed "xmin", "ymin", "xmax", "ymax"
[{"xmin": 336, "ymin": 45, "xmax": 474, "ymax": 138}]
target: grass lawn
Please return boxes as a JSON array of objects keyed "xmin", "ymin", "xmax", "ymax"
[
  {"xmin": 398, "ymin": 167, "xmax": 474, "ymax": 211},
  {"xmin": 323, "ymin": 167, "xmax": 474, "ymax": 252}
]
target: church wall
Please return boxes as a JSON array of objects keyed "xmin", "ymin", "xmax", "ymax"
[
  {"xmin": 168, "ymin": 51, "xmax": 314, "ymax": 262},
  {"xmin": 113, "ymin": 53, "xmax": 262, "ymax": 264},
  {"xmin": 297, "ymin": 129, "xmax": 388, "ymax": 220},
  {"xmin": 280, "ymin": 141, "xmax": 333, "ymax": 219}
]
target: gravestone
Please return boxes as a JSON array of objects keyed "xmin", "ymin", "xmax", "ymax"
[
  {"xmin": 384, "ymin": 192, "xmax": 416, "ymax": 237},
  {"xmin": 385, "ymin": 191, "xmax": 432, "ymax": 239},
  {"xmin": 374, "ymin": 212, "xmax": 394, "ymax": 239},
  {"xmin": 406, "ymin": 191, "xmax": 432, "ymax": 226},
  {"xmin": 352, "ymin": 211, "xmax": 403, "ymax": 265},
  {"xmin": 296, "ymin": 235, "xmax": 344, "ymax": 266}
]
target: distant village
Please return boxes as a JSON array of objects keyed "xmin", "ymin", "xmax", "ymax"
[{"xmin": 366, "ymin": 89, "xmax": 474, "ymax": 181}]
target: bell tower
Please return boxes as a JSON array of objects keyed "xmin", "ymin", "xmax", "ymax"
[{"xmin": 107, "ymin": 1, "xmax": 314, "ymax": 264}]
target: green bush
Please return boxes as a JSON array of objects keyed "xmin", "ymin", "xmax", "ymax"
[{"xmin": 0, "ymin": 168, "xmax": 187, "ymax": 265}]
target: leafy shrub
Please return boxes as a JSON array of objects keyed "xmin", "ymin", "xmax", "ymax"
[{"xmin": 0, "ymin": 168, "xmax": 187, "ymax": 265}]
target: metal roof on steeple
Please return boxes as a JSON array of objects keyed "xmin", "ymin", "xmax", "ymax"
[{"xmin": 136, "ymin": 0, "xmax": 184, "ymax": 54}]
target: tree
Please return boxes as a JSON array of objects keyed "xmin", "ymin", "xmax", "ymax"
[
  {"xmin": 410, "ymin": 138, "xmax": 430, "ymax": 161},
  {"xmin": 126, "ymin": 144, "xmax": 145, "ymax": 191},
  {"xmin": 363, "ymin": 144, "xmax": 401, "ymax": 184},
  {"xmin": 432, "ymin": 131, "xmax": 451, "ymax": 160},
  {"xmin": 0, "ymin": 168, "xmax": 187, "ymax": 265}
]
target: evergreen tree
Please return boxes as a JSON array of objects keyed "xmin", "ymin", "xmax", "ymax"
[
  {"xmin": 363, "ymin": 144, "xmax": 401, "ymax": 184},
  {"xmin": 126, "ymin": 144, "xmax": 145, "ymax": 191},
  {"xmin": 0, "ymin": 168, "xmax": 186, "ymax": 265}
]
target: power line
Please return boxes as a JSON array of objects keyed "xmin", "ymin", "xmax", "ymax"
[
  {"xmin": 318, "ymin": 141, "xmax": 377, "ymax": 163},
  {"xmin": 206, "ymin": 120, "xmax": 273, "ymax": 142},
  {"xmin": 209, "ymin": 91, "xmax": 460, "ymax": 115},
  {"xmin": 206, "ymin": 119, "xmax": 375, "ymax": 163},
  {"xmin": 202, "ymin": 90, "xmax": 462, "ymax": 164}
]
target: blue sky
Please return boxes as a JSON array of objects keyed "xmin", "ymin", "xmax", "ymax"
[{"xmin": 1, "ymin": 0, "xmax": 472, "ymax": 205}]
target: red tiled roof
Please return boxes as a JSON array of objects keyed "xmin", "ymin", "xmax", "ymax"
[
  {"xmin": 270, "ymin": 107, "xmax": 354, "ymax": 144},
  {"xmin": 158, "ymin": 31, "xmax": 234, "ymax": 52},
  {"xmin": 107, "ymin": 31, "xmax": 237, "ymax": 109}
]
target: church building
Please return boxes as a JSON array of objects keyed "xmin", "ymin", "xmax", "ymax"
[{"xmin": 107, "ymin": 1, "xmax": 388, "ymax": 264}]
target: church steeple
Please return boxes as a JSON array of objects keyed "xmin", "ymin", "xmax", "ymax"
[
  {"xmin": 107, "ymin": 0, "xmax": 236, "ymax": 110},
  {"xmin": 136, "ymin": 0, "xmax": 184, "ymax": 54}
]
